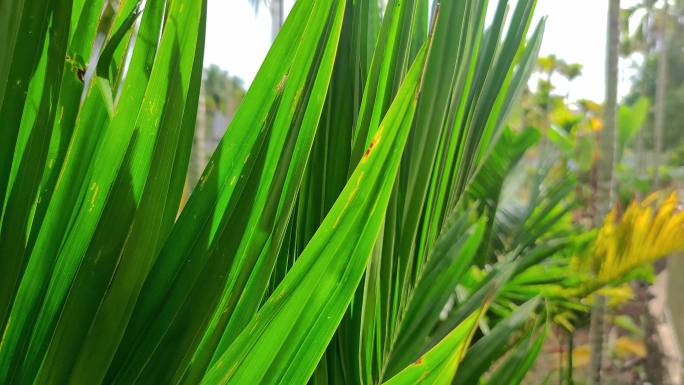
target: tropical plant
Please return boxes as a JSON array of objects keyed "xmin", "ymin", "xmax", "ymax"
[
  {"xmin": 1, "ymin": 0, "xmax": 679, "ymax": 385},
  {"xmin": 0, "ymin": 0, "xmax": 548, "ymax": 383}
]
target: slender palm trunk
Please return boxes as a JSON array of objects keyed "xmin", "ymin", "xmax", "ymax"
[
  {"xmin": 643, "ymin": 6, "xmax": 672, "ymax": 384},
  {"xmin": 589, "ymin": 1, "xmax": 620, "ymax": 384},
  {"xmin": 599, "ymin": 1, "xmax": 619, "ymax": 219},
  {"xmin": 637, "ymin": 128, "xmax": 645, "ymax": 177},
  {"xmin": 190, "ymin": 78, "xmax": 208, "ymax": 189},
  {"xmin": 653, "ymin": 0, "xmax": 669, "ymax": 189},
  {"xmin": 269, "ymin": 0, "xmax": 284, "ymax": 41},
  {"xmin": 637, "ymin": 2, "xmax": 654, "ymax": 182},
  {"xmin": 589, "ymin": 296, "xmax": 607, "ymax": 385},
  {"xmin": 643, "ymin": 281, "xmax": 667, "ymax": 385}
]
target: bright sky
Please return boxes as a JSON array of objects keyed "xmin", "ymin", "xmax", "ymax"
[
  {"xmin": 204, "ymin": 1, "xmax": 293, "ymax": 85},
  {"xmin": 204, "ymin": 1, "xmax": 640, "ymax": 103}
]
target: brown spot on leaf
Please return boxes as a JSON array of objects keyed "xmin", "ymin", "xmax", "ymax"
[
  {"xmin": 76, "ymin": 67, "xmax": 85, "ymax": 83},
  {"xmin": 363, "ymin": 139, "xmax": 377, "ymax": 160},
  {"xmin": 277, "ymin": 74, "xmax": 288, "ymax": 93}
]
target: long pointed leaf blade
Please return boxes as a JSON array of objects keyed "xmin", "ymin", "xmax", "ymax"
[{"xmin": 201, "ymin": 45, "xmax": 427, "ymax": 385}]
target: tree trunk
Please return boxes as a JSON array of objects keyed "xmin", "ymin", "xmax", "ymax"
[
  {"xmin": 637, "ymin": 125, "xmax": 645, "ymax": 180},
  {"xmin": 189, "ymin": 77, "xmax": 208, "ymax": 190},
  {"xmin": 639, "ymin": 9, "xmax": 668, "ymax": 381},
  {"xmin": 269, "ymin": 0, "xmax": 284, "ymax": 41},
  {"xmin": 589, "ymin": 1, "xmax": 620, "ymax": 384},
  {"xmin": 589, "ymin": 296, "xmax": 607, "ymax": 385},
  {"xmin": 653, "ymin": 0, "xmax": 669, "ymax": 189},
  {"xmin": 637, "ymin": 0, "xmax": 656, "ymax": 185},
  {"xmin": 643, "ymin": 283, "xmax": 667, "ymax": 385}
]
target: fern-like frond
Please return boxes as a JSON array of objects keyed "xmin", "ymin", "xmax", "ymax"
[{"xmin": 579, "ymin": 192, "xmax": 684, "ymax": 295}]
